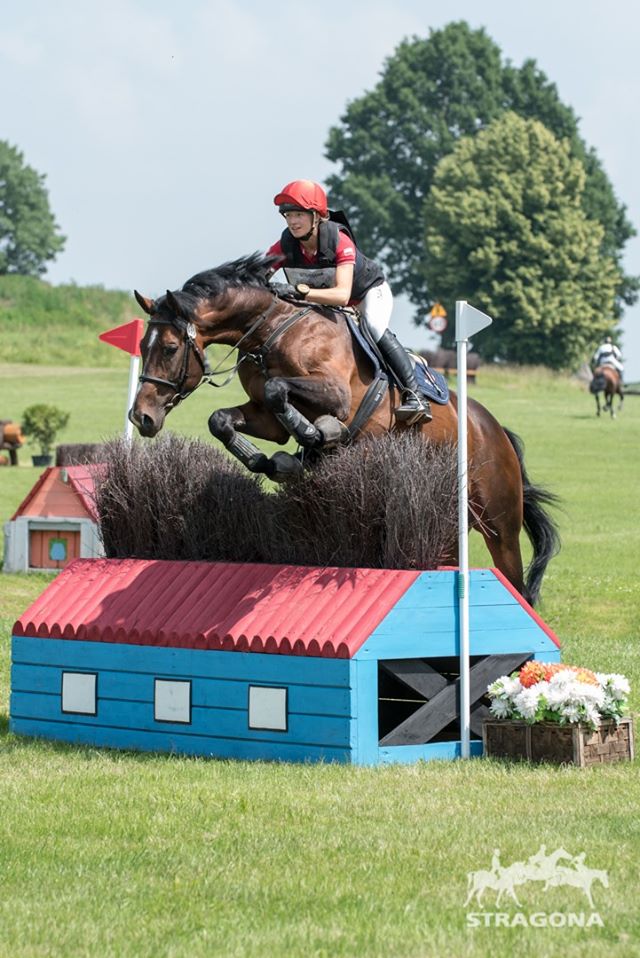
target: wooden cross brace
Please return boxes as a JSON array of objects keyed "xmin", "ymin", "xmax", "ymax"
[{"xmin": 378, "ymin": 653, "xmax": 531, "ymax": 746}]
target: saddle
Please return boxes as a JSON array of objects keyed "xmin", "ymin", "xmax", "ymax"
[{"xmin": 341, "ymin": 310, "xmax": 450, "ymax": 405}]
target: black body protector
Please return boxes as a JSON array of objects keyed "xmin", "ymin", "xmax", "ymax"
[
  {"xmin": 279, "ymin": 219, "xmax": 384, "ymax": 300},
  {"xmin": 278, "ymin": 214, "xmax": 431, "ymax": 427}
]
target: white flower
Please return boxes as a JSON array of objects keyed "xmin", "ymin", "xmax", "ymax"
[
  {"xmin": 490, "ymin": 698, "xmax": 512, "ymax": 719},
  {"xmin": 596, "ymin": 673, "xmax": 630, "ymax": 698},
  {"xmin": 561, "ymin": 703, "xmax": 581, "ymax": 722},
  {"xmin": 583, "ymin": 704, "xmax": 602, "ymax": 727},
  {"xmin": 513, "ymin": 687, "xmax": 542, "ymax": 720}
]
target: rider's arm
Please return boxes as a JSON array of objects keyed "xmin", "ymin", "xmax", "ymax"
[
  {"xmin": 304, "ymin": 263, "xmax": 354, "ymax": 307},
  {"xmin": 265, "ymin": 241, "xmax": 286, "ymax": 277}
]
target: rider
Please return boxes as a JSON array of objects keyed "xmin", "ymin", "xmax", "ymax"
[
  {"xmin": 592, "ymin": 336, "xmax": 624, "ymax": 381},
  {"xmin": 266, "ymin": 179, "xmax": 430, "ymax": 422}
]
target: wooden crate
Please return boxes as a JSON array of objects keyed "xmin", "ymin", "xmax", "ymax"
[{"xmin": 483, "ymin": 717, "xmax": 634, "ymax": 766}]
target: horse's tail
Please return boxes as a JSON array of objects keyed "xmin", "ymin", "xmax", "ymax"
[
  {"xmin": 590, "ymin": 371, "xmax": 606, "ymax": 394},
  {"xmin": 503, "ymin": 428, "xmax": 561, "ymax": 607}
]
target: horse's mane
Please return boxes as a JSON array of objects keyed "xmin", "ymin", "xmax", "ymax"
[
  {"xmin": 182, "ymin": 253, "xmax": 281, "ymax": 297},
  {"xmin": 171, "ymin": 252, "xmax": 279, "ymax": 312}
]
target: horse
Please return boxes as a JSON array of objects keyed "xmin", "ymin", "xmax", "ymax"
[
  {"xmin": 129, "ymin": 253, "xmax": 560, "ymax": 606},
  {"xmin": 464, "ymin": 863, "xmax": 529, "ymax": 909},
  {"xmin": 544, "ymin": 865, "xmax": 609, "ymax": 909},
  {"xmin": 590, "ymin": 365, "xmax": 623, "ymax": 418}
]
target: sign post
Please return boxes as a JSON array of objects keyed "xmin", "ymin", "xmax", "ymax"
[
  {"xmin": 455, "ymin": 301, "xmax": 492, "ymax": 758},
  {"xmin": 98, "ymin": 319, "xmax": 144, "ymax": 441},
  {"xmin": 427, "ymin": 302, "xmax": 448, "ymax": 335}
]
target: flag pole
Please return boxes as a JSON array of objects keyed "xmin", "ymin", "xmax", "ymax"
[
  {"xmin": 455, "ymin": 301, "xmax": 492, "ymax": 758},
  {"xmin": 98, "ymin": 318, "xmax": 144, "ymax": 442},
  {"xmin": 124, "ymin": 355, "xmax": 141, "ymax": 441}
]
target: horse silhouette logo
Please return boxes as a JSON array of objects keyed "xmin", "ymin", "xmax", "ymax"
[{"xmin": 465, "ymin": 845, "xmax": 609, "ymax": 909}]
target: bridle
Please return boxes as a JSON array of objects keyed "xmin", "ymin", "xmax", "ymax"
[
  {"xmin": 138, "ymin": 296, "xmax": 313, "ymax": 405},
  {"xmin": 138, "ymin": 317, "xmax": 210, "ymax": 405}
]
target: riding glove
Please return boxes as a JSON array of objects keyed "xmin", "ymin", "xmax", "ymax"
[{"xmin": 269, "ymin": 282, "xmax": 298, "ymax": 301}]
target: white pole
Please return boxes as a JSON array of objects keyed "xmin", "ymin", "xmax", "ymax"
[
  {"xmin": 456, "ymin": 302, "xmax": 471, "ymax": 758},
  {"xmin": 455, "ymin": 301, "xmax": 493, "ymax": 759},
  {"xmin": 124, "ymin": 355, "xmax": 140, "ymax": 441}
]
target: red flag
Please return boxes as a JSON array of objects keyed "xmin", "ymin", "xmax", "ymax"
[{"xmin": 99, "ymin": 318, "xmax": 144, "ymax": 357}]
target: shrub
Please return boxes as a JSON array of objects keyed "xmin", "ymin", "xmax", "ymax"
[
  {"xmin": 94, "ymin": 432, "xmax": 459, "ymax": 570},
  {"xmin": 56, "ymin": 443, "xmax": 107, "ymax": 466},
  {"xmin": 94, "ymin": 435, "xmax": 267, "ymax": 562},
  {"xmin": 267, "ymin": 433, "xmax": 458, "ymax": 569},
  {"xmin": 21, "ymin": 403, "xmax": 70, "ymax": 456}
]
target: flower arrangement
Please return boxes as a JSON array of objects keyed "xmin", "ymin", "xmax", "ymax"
[{"xmin": 487, "ymin": 661, "xmax": 630, "ymax": 728}]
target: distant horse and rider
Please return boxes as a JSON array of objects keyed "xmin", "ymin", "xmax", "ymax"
[{"xmin": 590, "ymin": 336, "xmax": 624, "ymax": 418}]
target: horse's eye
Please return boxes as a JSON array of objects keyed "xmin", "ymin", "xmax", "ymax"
[{"xmin": 162, "ymin": 344, "xmax": 179, "ymax": 358}]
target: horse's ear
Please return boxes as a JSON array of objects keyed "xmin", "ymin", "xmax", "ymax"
[
  {"xmin": 166, "ymin": 289, "xmax": 187, "ymax": 320},
  {"xmin": 134, "ymin": 290, "xmax": 155, "ymax": 315}
]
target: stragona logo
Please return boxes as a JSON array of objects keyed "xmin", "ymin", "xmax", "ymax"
[{"xmin": 464, "ymin": 845, "xmax": 608, "ymax": 928}]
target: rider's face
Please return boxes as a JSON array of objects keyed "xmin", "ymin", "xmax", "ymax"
[{"xmin": 283, "ymin": 210, "xmax": 315, "ymax": 238}]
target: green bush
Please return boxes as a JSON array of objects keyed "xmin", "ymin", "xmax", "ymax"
[{"xmin": 21, "ymin": 403, "xmax": 70, "ymax": 456}]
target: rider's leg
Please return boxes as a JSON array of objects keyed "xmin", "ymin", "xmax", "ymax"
[{"xmin": 360, "ymin": 282, "xmax": 430, "ymax": 422}]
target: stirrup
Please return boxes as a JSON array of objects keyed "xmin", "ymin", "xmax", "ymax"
[{"xmin": 394, "ymin": 392, "xmax": 432, "ymax": 424}]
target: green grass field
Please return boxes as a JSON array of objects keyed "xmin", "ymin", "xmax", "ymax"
[{"xmin": 1, "ymin": 363, "xmax": 638, "ymax": 957}]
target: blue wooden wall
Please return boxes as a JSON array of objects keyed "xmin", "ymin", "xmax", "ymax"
[{"xmin": 11, "ymin": 637, "xmax": 355, "ymax": 764}]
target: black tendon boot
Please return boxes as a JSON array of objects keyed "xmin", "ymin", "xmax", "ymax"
[{"xmin": 377, "ymin": 330, "xmax": 431, "ymax": 424}]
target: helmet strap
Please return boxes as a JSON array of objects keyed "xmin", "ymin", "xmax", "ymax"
[{"xmin": 298, "ymin": 211, "xmax": 318, "ymax": 242}]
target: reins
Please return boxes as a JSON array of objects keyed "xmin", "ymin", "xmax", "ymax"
[{"xmin": 139, "ymin": 296, "xmax": 313, "ymax": 402}]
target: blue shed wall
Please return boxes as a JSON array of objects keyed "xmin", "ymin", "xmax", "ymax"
[
  {"xmin": 10, "ymin": 637, "xmax": 355, "ymax": 763},
  {"xmin": 356, "ymin": 570, "xmax": 561, "ymax": 660}
]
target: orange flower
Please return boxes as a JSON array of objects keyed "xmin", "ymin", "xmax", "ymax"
[
  {"xmin": 571, "ymin": 667, "xmax": 599, "ymax": 686},
  {"xmin": 518, "ymin": 661, "xmax": 598, "ymax": 688},
  {"xmin": 518, "ymin": 661, "xmax": 547, "ymax": 687}
]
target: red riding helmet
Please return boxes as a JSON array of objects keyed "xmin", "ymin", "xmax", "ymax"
[{"xmin": 274, "ymin": 179, "xmax": 328, "ymax": 217}]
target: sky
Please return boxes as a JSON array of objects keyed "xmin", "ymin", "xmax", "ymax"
[{"xmin": 2, "ymin": 0, "xmax": 639, "ymax": 377}]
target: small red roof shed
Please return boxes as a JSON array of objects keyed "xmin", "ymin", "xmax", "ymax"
[{"xmin": 11, "ymin": 465, "xmax": 100, "ymax": 522}]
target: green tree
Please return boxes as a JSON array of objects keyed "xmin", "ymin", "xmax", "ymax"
[
  {"xmin": 0, "ymin": 141, "xmax": 65, "ymax": 276},
  {"xmin": 423, "ymin": 113, "xmax": 620, "ymax": 367},
  {"xmin": 325, "ymin": 21, "xmax": 637, "ymax": 321}
]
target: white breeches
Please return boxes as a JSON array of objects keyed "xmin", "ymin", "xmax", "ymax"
[
  {"xmin": 599, "ymin": 357, "xmax": 623, "ymax": 374},
  {"xmin": 358, "ymin": 281, "xmax": 393, "ymax": 343}
]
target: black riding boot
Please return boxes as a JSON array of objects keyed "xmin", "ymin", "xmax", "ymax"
[{"xmin": 377, "ymin": 330, "xmax": 431, "ymax": 423}]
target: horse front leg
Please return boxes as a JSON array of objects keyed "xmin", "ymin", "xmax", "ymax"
[
  {"xmin": 208, "ymin": 401, "xmax": 302, "ymax": 480},
  {"xmin": 263, "ymin": 376, "xmax": 351, "ymax": 450}
]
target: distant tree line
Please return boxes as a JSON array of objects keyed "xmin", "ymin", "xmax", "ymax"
[{"xmin": 325, "ymin": 21, "xmax": 636, "ymax": 368}]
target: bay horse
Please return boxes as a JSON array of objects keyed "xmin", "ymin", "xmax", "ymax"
[
  {"xmin": 590, "ymin": 365, "xmax": 623, "ymax": 418},
  {"xmin": 129, "ymin": 253, "xmax": 559, "ymax": 605}
]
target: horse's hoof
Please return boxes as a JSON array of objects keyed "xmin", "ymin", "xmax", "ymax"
[
  {"xmin": 314, "ymin": 415, "xmax": 349, "ymax": 447},
  {"xmin": 270, "ymin": 451, "xmax": 304, "ymax": 482}
]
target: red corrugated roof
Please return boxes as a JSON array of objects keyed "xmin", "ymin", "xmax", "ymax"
[
  {"xmin": 13, "ymin": 558, "xmax": 419, "ymax": 658},
  {"xmin": 11, "ymin": 465, "xmax": 101, "ymax": 521}
]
